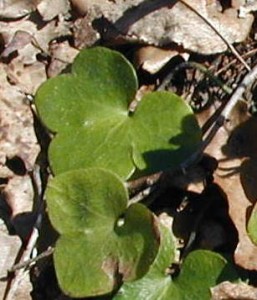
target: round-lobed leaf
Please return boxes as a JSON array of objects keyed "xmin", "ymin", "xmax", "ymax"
[
  {"xmin": 35, "ymin": 47, "xmax": 201, "ymax": 179},
  {"xmin": 46, "ymin": 168, "xmax": 159, "ymax": 297},
  {"xmin": 114, "ymin": 223, "xmax": 177, "ymax": 300},
  {"xmin": 115, "ymin": 227, "xmax": 238, "ymax": 300}
]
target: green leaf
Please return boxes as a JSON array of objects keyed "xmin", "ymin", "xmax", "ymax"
[
  {"xmin": 175, "ymin": 251, "xmax": 237, "ymax": 300},
  {"xmin": 247, "ymin": 203, "xmax": 257, "ymax": 245},
  {"xmin": 46, "ymin": 168, "xmax": 159, "ymax": 297},
  {"xmin": 114, "ymin": 226, "xmax": 238, "ymax": 300},
  {"xmin": 35, "ymin": 47, "xmax": 201, "ymax": 179},
  {"xmin": 114, "ymin": 223, "xmax": 177, "ymax": 300}
]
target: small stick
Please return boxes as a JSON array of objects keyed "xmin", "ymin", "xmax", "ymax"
[
  {"xmin": 221, "ymin": 63, "xmax": 257, "ymax": 120},
  {"xmin": 214, "ymin": 48, "xmax": 257, "ymax": 76},
  {"xmin": 157, "ymin": 61, "xmax": 232, "ymax": 94},
  {"xmin": 3, "ymin": 165, "xmax": 44, "ymax": 300},
  {"xmin": 9, "ymin": 247, "xmax": 54, "ymax": 273}
]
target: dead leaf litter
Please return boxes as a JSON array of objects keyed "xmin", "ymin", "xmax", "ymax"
[{"xmin": 1, "ymin": 0, "xmax": 257, "ymax": 298}]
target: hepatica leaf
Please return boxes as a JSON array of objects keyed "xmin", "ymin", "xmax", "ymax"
[
  {"xmin": 35, "ymin": 47, "xmax": 201, "ymax": 179},
  {"xmin": 115, "ymin": 226, "xmax": 238, "ymax": 300},
  {"xmin": 247, "ymin": 203, "xmax": 257, "ymax": 245},
  {"xmin": 46, "ymin": 168, "xmax": 159, "ymax": 297}
]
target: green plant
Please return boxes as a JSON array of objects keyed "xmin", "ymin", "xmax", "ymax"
[
  {"xmin": 247, "ymin": 204, "xmax": 257, "ymax": 245},
  {"xmin": 115, "ymin": 224, "xmax": 237, "ymax": 300},
  {"xmin": 46, "ymin": 168, "xmax": 159, "ymax": 297},
  {"xmin": 35, "ymin": 47, "xmax": 237, "ymax": 298},
  {"xmin": 35, "ymin": 47, "xmax": 201, "ymax": 179}
]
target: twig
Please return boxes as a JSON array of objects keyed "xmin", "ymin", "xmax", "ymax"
[
  {"xmin": 9, "ymin": 247, "xmax": 54, "ymax": 273},
  {"xmin": 181, "ymin": 62, "xmax": 257, "ymax": 160},
  {"xmin": 180, "ymin": 62, "xmax": 257, "ymax": 161},
  {"xmin": 3, "ymin": 165, "xmax": 44, "ymax": 300},
  {"xmin": 221, "ymin": 64, "xmax": 257, "ymax": 119},
  {"xmin": 157, "ymin": 61, "xmax": 232, "ymax": 94},
  {"xmin": 3, "ymin": 227, "xmax": 40, "ymax": 300},
  {"xmin": 179, "ymin": 0, "xmax": 251, "ymax": 71},
  {"xmin": 129, "ymin": 185, "xmax": 157, "ymax": 205},
  {"xmin": 214, "ymin": 48, "xmax": 257, "ymax": 76}
]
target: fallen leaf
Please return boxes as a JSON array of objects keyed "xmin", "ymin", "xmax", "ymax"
[
  {"xmin": 134, "ymin": 45, "xmax": 189, "ymax": 74},
  {"xmin": 85, "ymin": 0, "xmax": 254, "ymax": 54},
  {"xmin": 239, "ymin": 1, "xmax": 257, "ymax": 18},
  {"xmin": 3, "ymin": 175, "xmax": 34, "ymax": 217},
  {"xmin": 37, "ymin": 0, "xmax": 70, "ymax": 21},
  {"xmin": 70, "ymin": 0, "xmax": 88, "ymax": 15},
  {"xmin": 1, "ymin": 30, "xmax": 32, "ymax": 58},
  {"xmin": 47, "ymin": 41, "xmax": 79, "ymax": 77},
  {"xmin": 211, "ymin": 281, "xmax": 257, "ymax": 300},
  {"xmin": 0, "ymin": 18, "xmax": 39, "ymax": 57},
  {"xmin": 33, "ymin": 17, "xmax": 71, "ymax": 54},
  {"xmin": 7, "ymin": 59, "xmax": 47, "ymax": 94},
  {"xmin": 0, "ymin": 16, "xmax": 71, "ymax": 63},
  {"xmin": 0, "ymin": 223, "xmax": 22, "ymax": 299},
  {"xmin": 0, "ymin": 63, "xmax": 39, "ymax": 175},
  {"xmin": 0, "ymin": 58, "xmax": 39, "ymax": 245},
  {"xmin": 73, "ymin": 15, "xmax": 100, "ymax": 49},
  {"xmin": 198, "ymin": 102, "xmax": 257, "ymax": 270},
  {"xmin": 0, "ymin": 0, "xmax": 40, "ymax": 19}
]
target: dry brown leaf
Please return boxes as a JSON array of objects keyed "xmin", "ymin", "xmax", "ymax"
[
  {"xmin": 134, "ymin": 45, "xmax": 189, "ymax": 74},
  {"xmin": 73, "ymin": 15, "xmax": 100, "ymax": 49},
  {"xmin": 37, "ymin": 0, "xmax": 70, "ymax": 21},
  {"xmin": 1, "ymin": 30, "xmax": 32, "ymax": 58},
  {"xmin": 0, "ymin": 63, "xmax": 40, "ymax": 176},
  {"xmin": 0, "ymin": 18, "xmax": 39, "ymax": 51},
  {"xmin": 70, "ymin": 0, "xmax": 89, "ymax": 15},
  {"xmin": 211, "ymin": 281, "xmax": 257, "ymax": 300},
  {"xmin": 0, "ymin": 16, "xmax": 71, "ymax": 61},
  {"xmin": 0, "ymin": 0, "xmax": 40, "ymax": 19},
  {"xmin": 86, "ymin": 0, "xmax": 253, "ymax": 54},
  {"xmin": 0, "ymin": 60, "xmax": 39, "ymax": 242},
  {"xmin": 0, "ymin": 18, "xmax": 41, "ymax": 65},
  {"xmin": 34, "ymin": 18, "xmax": 71, "ymax": 53},
  {"xmin": 239, "ymin": 1, "xmax": 257, "ymax": 18},
  {"xmin": 7, "ymin": 59, "xmax": 47, "ymax": 94},
  {"xmin": 0, "ymin": 219, "xmax": 33, "ymax": 300},
  {"xmin": 47, "ymin": 41, "xmax": 79, "ymax": 77},
  {"xmin": 4, "ymin": 175, "xmax": 34, "ymax": 218},
  {"xmin": 198, "ymin": 102, "xmax": 257, "ymax": 270},
  {"xmin": 0, "ymin": 224, "xmax": 22, "ymax": 299},
  {"xmin": 3, "ymin": 174, "xmax": 37, "ymax": 243}
]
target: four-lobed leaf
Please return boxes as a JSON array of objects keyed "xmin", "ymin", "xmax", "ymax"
[
  {"xmin": 35, "ymin": 47, "xmax": 201, "ymax": 179},
  {"xmin": 46, "ymin": 168, "xmax": 159, "ymax": 297}
]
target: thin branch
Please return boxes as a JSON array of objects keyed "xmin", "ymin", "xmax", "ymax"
[
  {"xmin": 9, "ymin": 247, "xmax": 54, "ymax": 273},
  {"xmin": 157, "ymin": 61, "xmax": 232, "ymax": 94},
  {"xmin": 214, "ymin": 48, "xmax": 257, "ymax": 76},
  {"xmin": 3, "ymin": 165, "xmax": 44, "ymax": 300},
  {"xmin": 221, "ymin": 63, "xmax": 257, "ymax": 120}
]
